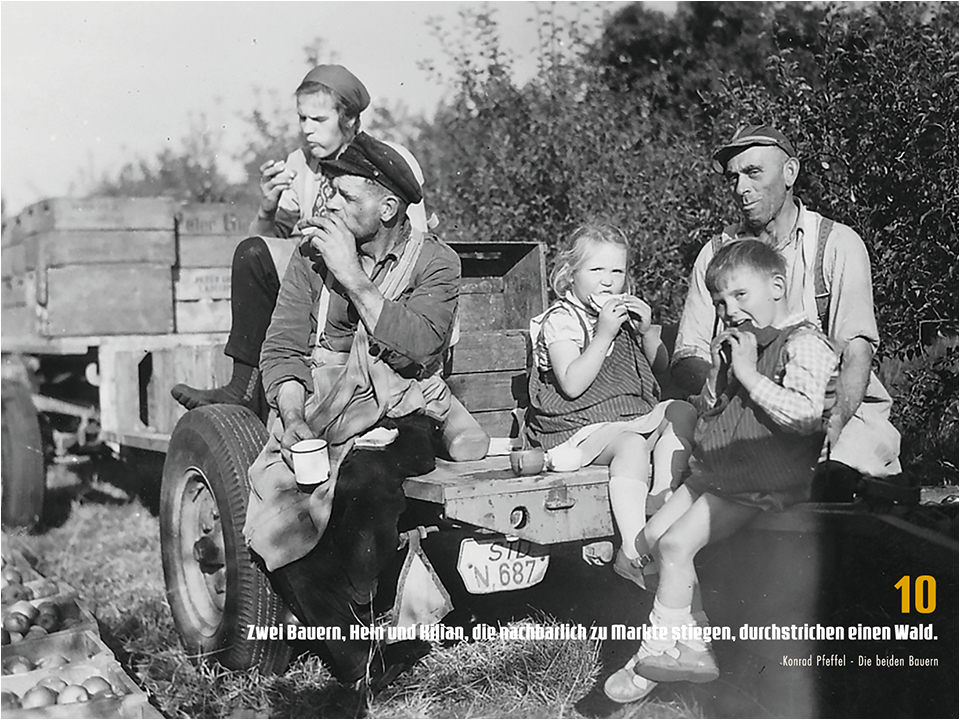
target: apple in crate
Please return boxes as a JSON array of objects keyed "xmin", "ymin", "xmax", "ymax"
[
  {"xmin": 82, "ymin": 675, "xmax": 116, "ymax": 698},
  {"xmin": 20, "ymin": 685, "xmax": 59, "ymax": 709},
  {"xmin": 9, "ymin": 600, "xmax": 39, "ymax": 623},
  {"xmin": 38, "ymin": 677, "xmax": 68, "ymax": 693},
  {"xmin": 1, "ymin": 584, "xmax": 31, "ymax": 604},
  {"xmin": 2, "ymin": 655, "xmax": 34, "ymax": 674},
  {"xmin": 3, "ymin": 612, "xmax": 31, "ymax": 634},
  {"xmin": 37, "ymin": 653, "xmax": 68, "ymax": 669},
  {"xmin": 57, "ymin": 684, "xmax": 91, "ymax": 704},
  {"xmin": 1, "ymin": 690, "xmax": 21, "ymax": 709}
]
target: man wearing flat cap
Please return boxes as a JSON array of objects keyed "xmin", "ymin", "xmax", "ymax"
[
  {"xmin": 244, "ymin": 132, "xmax": 462, "ymax": 693},
  {"xmin": 672, "ymin": 124, "xmax": 901, "ymax": 490}
]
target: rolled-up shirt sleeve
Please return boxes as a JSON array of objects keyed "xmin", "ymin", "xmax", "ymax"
[
  {"xmin": 673, "ymin": 241, "xmax": 720, "ymax": 366},
  {"xmin": 260, "ymin": 252, "xmax": 319, "ymax": 407},
  {"xmin": 823, "ymin": 224, "xmax": 880, "ymax": 353},
  {"xmin": 748, "ymin": 329, "xmax": 839, "ymax": 434},
  {"xmin": 372, "ymin": 241, "xmax": 460, "ymax": 377}
]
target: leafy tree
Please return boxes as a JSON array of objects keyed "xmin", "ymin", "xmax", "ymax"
[
  {"xmin": 88, "ymin": 114, "xmax": 245, "ymax": 204},
  {"xmin": 417, "ymin": 0, "xmax": 958, "ymax": 480}
]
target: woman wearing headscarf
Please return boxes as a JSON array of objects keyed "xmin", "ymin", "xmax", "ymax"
[{"xmin": 171, "ymin": 65, "xmax": 371, "ymax": 415}]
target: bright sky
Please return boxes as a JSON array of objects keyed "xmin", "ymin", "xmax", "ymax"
[{"xmin": 0, "ymin": 1, "xmax": 674, "ymax": 215}]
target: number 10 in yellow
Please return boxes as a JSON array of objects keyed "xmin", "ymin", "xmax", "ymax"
[{"xmin": 895, "ymin": 575, "xmax": 936, "ymax": 613}]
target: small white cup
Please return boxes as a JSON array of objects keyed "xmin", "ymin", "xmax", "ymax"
[{"xmin": 291, "ymin": 438, "xmax": 330, "ymax": 491}]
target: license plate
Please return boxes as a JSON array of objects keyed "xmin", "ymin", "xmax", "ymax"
[{"xmin": 456, "ymin": 537, "xmax": 550, "ymax": 594}]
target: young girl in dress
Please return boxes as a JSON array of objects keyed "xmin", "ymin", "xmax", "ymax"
[{"xmin": 526, "ymin": 223, "xmax": 697, "ymax": 586}]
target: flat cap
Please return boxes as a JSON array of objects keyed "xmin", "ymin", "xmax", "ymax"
[
  {"xmin": 322, "ymin": 133, "xmax": 423, "ymax": 205},
  {"xmin": 712, "ymin": 125, "xmax": 797, "ymax": 173},
  {"xmin": 297, "ymin": 65, "xmax": 370, "ymax": 113}
]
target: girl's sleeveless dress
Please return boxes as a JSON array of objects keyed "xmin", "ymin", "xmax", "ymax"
[{"xmin": 526, "ymin": 298, "xmax": 679, "ymax": 467}]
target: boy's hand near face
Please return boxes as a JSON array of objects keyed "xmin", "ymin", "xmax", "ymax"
[{"xmin": 722, "ymin": 328, "xmax": 762, "ymax": 391}]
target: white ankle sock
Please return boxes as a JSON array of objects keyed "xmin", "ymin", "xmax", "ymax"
[{"xmin": 642, "ymin": 599, "xmax": 695, "ymax": 653}]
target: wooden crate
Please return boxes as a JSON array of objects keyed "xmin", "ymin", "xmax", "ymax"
[
  {"xmin": 176, "ymin": 202, "xmax": 254, "ymax": 268},
  {"xmin": 1, "ymin": 654, "xmax": 149, "ymax": 719},
  {"xmin": 173, "ymin": 266, "xmax": 232, "ymax": 334},
  {"xmin": 173, "ymin": 202, "xmax": 254, "ymax": 333},
  {"xmin": 1, "ymin": 197, "xmax": 178, "ymax": 340},
  {"xmin": 446, "ymin": 242, "xmax": 547, "ymax": 438},
  {"xmin": 7, "ymin": 197, "xmax": 175, "ymax": 237},
  {"xmin": 41, "ymin": 264, "xmax": 174, "ymax": 337}
]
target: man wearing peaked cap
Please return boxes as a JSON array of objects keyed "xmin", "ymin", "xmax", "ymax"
[
  {"xmin": 248, "ymin": 132, "xmax": 488, "ymax": 694},
  {"xmin": 322, "ymin": 132, "xmax": 423, "ymax": 206},
  {"xmin": 672, "ymin": 122, "xmax": 901, "ymax": 492},
  {"xmin": 710, "ymin": 124, "xmax": 797, "ymax": 174}
]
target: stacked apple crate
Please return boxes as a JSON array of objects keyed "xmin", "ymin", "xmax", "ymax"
[
  {"xmin": 1, "ymin": 198, "xmax": 179, "ymax": 340},
  {"xmin": 0, "ymin": 535, "xmax": 162, "ymax": 718}
]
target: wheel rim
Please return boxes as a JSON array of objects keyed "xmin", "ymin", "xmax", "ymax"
[{"xmin": 172, "ymin": 466, "xmax": 229, "ymax": 639}]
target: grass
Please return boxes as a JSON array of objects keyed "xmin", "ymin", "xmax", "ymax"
[{"xmin": 5, "ymin": 465, "xmax": 702, "ymax": 719}]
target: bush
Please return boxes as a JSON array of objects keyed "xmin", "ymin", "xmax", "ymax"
[
  {"xmin": 418, "ymin": 1, "xmax": 958, "ymax": 478},
  {"xmin": 877, "ymin": 336, "xmax": 959, "ymax": 484}
]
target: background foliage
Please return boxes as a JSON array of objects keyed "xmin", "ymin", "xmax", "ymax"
[{"xmin": 76, "ymin": 1, "xmax": 960, "ymax": 481}]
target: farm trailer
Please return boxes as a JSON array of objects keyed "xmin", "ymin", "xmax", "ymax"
[{"xmin": 1, "ymin": 197, "xmax": 956, "ymax": 717}]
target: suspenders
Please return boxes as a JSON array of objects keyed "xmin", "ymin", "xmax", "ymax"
[
  {"xmin": 813, "ymin": 218, "xmax": 834, "ymax": 333},
  {"xmin": 710, "ymin": 216, "xmax": 835, "ymax": 335}
]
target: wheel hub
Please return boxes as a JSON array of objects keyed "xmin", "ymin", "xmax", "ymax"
[{"xmin": 176, "ymin": 468, "xmax": 228, "ymax": 635}]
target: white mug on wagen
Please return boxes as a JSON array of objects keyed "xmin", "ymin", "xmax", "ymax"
[{"xmin": 291, "ymin": 438, "xmax": 330, "ymax": 491}]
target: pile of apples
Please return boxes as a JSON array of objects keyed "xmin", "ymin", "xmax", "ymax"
[
  {"xmin": 1, "ymin": 566, "xmax": 60, "ymax": 603},
  {"xmin": 1, "ymin": 597, "xmax": 79, "ymax": 644},
  {"xmin": 1, "ymin": 566, "xmax": 81, "ymax": 644},
  {"xmin": 2, "ymin": 651, "xmax": 70, "ymax": 675},
  {"xmin": 0, "ymin": 673, "xmax": 117, "ymax": 709}
]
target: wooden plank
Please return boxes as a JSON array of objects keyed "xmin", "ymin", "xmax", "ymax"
[
  {"xmin": 447, "ymin": 370, "xmax": 526, "ymax": 413},
  {"xmin": 1, "ymin": 218, "xmax": 18, "ymax": 247},
  {"xmin": 177, "ymin": 203, "xmax": 254, "ymax": 236},
  {"xmin": 15, "ymin": 197, "xmax": 176, "ymax": 235},
  {"xmin": 502, "ymin": 243, "xmax": 547, "ymax": 329},
  {"xmin": 457, "ymin": 294, "xmax": 506, "ymax": 332},
  {"xmin": 1, "ymin": 275, "xmax": 28, "ymax": 308},
  {"xmin": 0, "ymin": 305, "xmax": 34, "ymax": 339},
  {"xmin": 31, "ymin": 230, "xmax": 176, "ymax": 268},
  {"xmin": 177, "ymin": 235, "xmax": 246, "ymax": 268},
  {"xmin": 175, "ymin": 299, "xmax": 232, "ymax": 334},
  {"xmin": 472, "ymin": 409, "xmax": 517, "ymax": 439},
  {"xmin": 448, "ymin": 330, "xmax": 528, "ymax": 374},
  {"xmin": 100, "ymin": 429, "xmax": 170, "ymax": 454},
  {"xmin": 403, "ymin": 456, "xmax": 609, "ymax": 504},
  {"xmin": 174, "ymin": 268, "xmax": 232, "ymax": 301},
  {"xmin": 460, "ymin": 277, "xmax": 504, "ymax": 295},
  {"xmin": 146, "ymin": 343, "xmax": 231, "ymax": 434},
  {"xmin": 43, "ymin": 264, "xmax": 174, "ymax": 337},
  {"xmin": 1, "ymin": 244, "xmax": 25, "ymax": 278},
  {"xmin": 0, "ymin": 333, "xmax": 97, "ymax": 355},
  {"xmin": 98, "ymin": 347, "xmax": 148, "ymax": 437},
  {"xmin": 97, "ymin": 345, "xmax": 120, "ymax": 438}
]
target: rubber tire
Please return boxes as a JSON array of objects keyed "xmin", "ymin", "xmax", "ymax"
[
  {"xmin": 160, "ymin": 405, "xmax": 291, "ymax": 674},
  {"xmin": 1, "ymin": 379, "xmax": 45, "ymax": 530}
]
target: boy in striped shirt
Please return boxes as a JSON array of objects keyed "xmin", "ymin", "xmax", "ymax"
[{"xmin": 605, "ymin": 239, "xmax": 839, "ymax": 703}]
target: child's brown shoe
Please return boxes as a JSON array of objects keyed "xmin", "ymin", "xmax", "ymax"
[
  {"xmin": 633, "ymin": 641, "xmax": 719, "ymax": 683},
  {"xmin": 603, "ymin": 651, "xmax": 659, "ymax": 703},
  {"xmin": 612, "ymin": 548, "xmax": 658, "ymax": 592}
]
